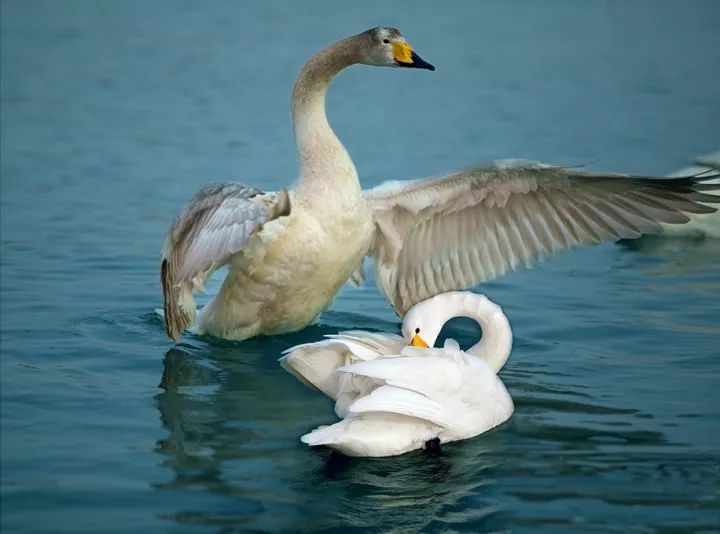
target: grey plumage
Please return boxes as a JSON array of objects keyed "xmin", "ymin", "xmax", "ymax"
[{"xmin": 366, "ymin": 161, "xmax": 719, "ymax": 314}]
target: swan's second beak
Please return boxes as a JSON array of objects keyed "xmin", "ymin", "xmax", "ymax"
[
  {"xmin": 410, "ymin": 334, "xmax": 430, "ymax": 348},
  {"xmin": 393, "ymin": 42, "xmax": 435, "ymax": 71}
]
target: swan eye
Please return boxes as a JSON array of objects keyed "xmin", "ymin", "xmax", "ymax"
[
  {"xmin": 383, "ymin": 39, "xmax": 390, "ymax": 44},
  {"xmin": 415, "ymin": 328, "xmax": 420, "ymax": 334}
]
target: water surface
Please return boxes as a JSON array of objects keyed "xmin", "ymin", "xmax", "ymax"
[{"xmin": 2, "ymin": 1, "xmax": 719, "ymax": 532}]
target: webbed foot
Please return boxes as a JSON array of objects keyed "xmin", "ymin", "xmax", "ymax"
[{"xmin": 424, "ymin": 437, "xmax": 442, "ymax": 454}]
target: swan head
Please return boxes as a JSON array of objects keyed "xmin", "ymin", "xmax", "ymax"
[
  {"xmin": 401, "ymin": 291, "xmax": 514, "ymax": 372},
  {"xmin": 400, "ymin": 291, "xmax": 503, "ymax": 347},
  {"xmin": 359, "ymin": 27, "xmax": 435, "ymax": 71},
  {"xmin": 400, "ymin": 293, "xmax": 458, "ymax": 349}
]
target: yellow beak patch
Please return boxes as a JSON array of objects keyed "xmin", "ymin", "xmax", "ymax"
[
  {"xmin": 410, "ymin": 334, "xmax": 429, "ymax": 348},
  {"xmin": 392, "ymin": 41, "xmax": 413, "ymax": 64}
]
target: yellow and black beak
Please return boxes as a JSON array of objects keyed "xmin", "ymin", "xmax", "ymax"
[
  {"xmin": 410, "ymin": 334, "xmax": 430, "ymax": 348},
  {"xmin": 392, "ymin": 41, "xmax": 435, "ymax": 71}
]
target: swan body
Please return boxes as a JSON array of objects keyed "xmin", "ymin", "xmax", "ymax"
[
  {"xmin": 301, "ymin": 345, "xmax": 514, "ymax": 457},
  {"xmin": 290, "ymin": 292, "xmax": 515, "ymax": 457},
  {"xmin": 161, "ymin": 27, "xmax": 719, "ymax": 341},
  {"xmin": 193, "ymin": 198, "xmax": 372, "ymax": 340}
]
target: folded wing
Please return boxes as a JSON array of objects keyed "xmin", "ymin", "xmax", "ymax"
[
  {"xmin": 339, "ymin": 354, "xmax": 463, "ymax": 397},
  {"xmin": 279, "ymin": 331, "xmax": 405, "ymax": 400},
  {"xmin": 347, "ymin": 384, "xmax": 453, "ymax": 428}
]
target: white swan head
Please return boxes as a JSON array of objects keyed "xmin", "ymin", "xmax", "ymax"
[
  {"xmin": 358, "ymin": 27, "xmax": 435, "ymax": 71},
  {"xmin": 400, "ymin": 291, "xmax": 513, "ymax": 372},
  {"xmin": 401, "ymin": 291, "xmax": 480, "ymax": 348}
]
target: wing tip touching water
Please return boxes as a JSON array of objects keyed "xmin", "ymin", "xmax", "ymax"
[
  {"xmin": 161, "ymin": 258, "xmax": 195, "ymax": 340},
  {"xmin": 159, "ymin": 185, "xmax": 292, "ymax": 341}
]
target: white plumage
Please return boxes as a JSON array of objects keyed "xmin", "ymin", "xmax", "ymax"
[
  {"xmin": 279, "ymin": 331, "xmax": 406, "ymax": 416},
  {"xmin": 300, "ymin": 347, "xmax": 513, "ymax": 458},
  {"xmin": 285, "ymin": 292, "xmax": 515, "ymax": 457}
]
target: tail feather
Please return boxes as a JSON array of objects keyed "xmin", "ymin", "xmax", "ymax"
[
  {"xmin": 301, "ymin": 414, "xmax": 440, "ymax": 457},
  {"xmin": 301, "ymin": 424, "xmax": 342, "ymax": 446}
]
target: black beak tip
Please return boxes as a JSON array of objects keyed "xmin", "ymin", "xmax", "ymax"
[{"xmin": 409, "ymin": 51, "xmax": 435, "ymax": 71}]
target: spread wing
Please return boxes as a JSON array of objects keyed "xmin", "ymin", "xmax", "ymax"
[
  {"xmin": 160, "ymin": 183, "xmax": 290, "ymax": 340},
  {"xmin": 365, "ymin": 161, "xmax": 719, "ymax": 314}
]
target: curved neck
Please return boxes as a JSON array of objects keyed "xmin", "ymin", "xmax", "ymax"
[
  {"xmin": 291, "ymin": 34, "xmax": 362, "ymax": 201},
  {"xmin": 464, "ymin": 299, "xmax": 513, "ymax": 373},
  {"xmin": 430, "ymin": 293, "xmax": 513, "ymax": 373}
]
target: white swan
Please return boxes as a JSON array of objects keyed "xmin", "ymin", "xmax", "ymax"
[
  {"xmin": 161, "ymin": 26, "xmax": 719, "ymax": 341},
  {"xmin": 295, "ymin": 292, "xmax": 514, "ymax": 457},
  {"xmin": 281, "ymin": 291, "xmax": 511, "ymax": 417}
]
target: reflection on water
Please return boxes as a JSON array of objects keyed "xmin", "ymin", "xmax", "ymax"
[
  {"xmin": 620, "ymin": 234, "xmax": 720, "ymax": 279},
  {"xmin": 616, "ymin": 236, "xmax": 720, "ymax": 339}
]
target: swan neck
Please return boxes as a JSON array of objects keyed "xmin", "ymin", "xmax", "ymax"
[
  {"xmin": 465, "ymin": 299, "xmax": 512, "ymax": 372},
  {"xmin": 291, "ymin": 35, "xmax": 361, "ymax": 198},
  {"xmin": 431, "ymin": 294, "xmax": 512, "ymax": 372}
]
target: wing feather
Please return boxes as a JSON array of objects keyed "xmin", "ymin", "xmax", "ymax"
[
  {"xmin": 366, "ymin": 162, "xmax": 719, "ymax": 313},
  {"xmin": 338, "ymin": 356, "xmax": 463, "ymax": 397},
  {"xmin": 160, "ymin": 184, "xmax": 290, "ymax": 340},
  {"xmin": 347, "ymin": 385, "xmax": 452, "ymax": 428}
]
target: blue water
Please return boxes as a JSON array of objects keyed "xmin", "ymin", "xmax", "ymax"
[{"xmin": 2, "ymin": 1, "xmax": 719, "ymax": 532}]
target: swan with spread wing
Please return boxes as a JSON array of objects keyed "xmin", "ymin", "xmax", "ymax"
[{"xmin": 161, "ymin": 26, "xmax": 718, "ymax": 341}]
